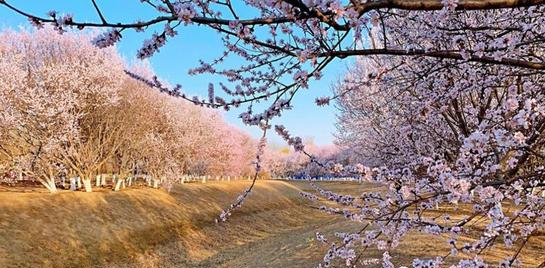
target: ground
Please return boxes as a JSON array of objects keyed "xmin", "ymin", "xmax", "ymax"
[{"xmin": 0, "ymin": 180, "xmax": 543, "ymax": 267}]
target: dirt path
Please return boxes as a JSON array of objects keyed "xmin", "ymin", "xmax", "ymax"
[{"xmin": 194, "ymin": 219, "xmax": 347, "ymax": 268}]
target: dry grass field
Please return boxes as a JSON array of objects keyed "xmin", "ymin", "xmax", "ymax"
[{"xmin": 0, "ymin": 181, "xmax": 543, "ymax": 267}]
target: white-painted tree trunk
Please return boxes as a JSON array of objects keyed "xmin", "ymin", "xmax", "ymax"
[
  {"xmin": 41, "ymin": 177, "xmax": 57, "ymax": 193},
  {"xmin": 95, "ymin": 175, "xmax": 101, "ymax": 187},
  {"xmin": 114, "ymin": 178, "xmax": 123, "ymax": 191},
  {"xmin": 128, "ymin": 177, "xmax": 132, "ymax": 187},
  {"xmin": 76, "ymin": 177, "xmax": 81, "ymax": 189},
  {"xmin": 153, "ymin": 179, "xmax": 159, "ymax": 188},
  {"xmin": 69, "ymin": 178, "xmax": 77, "ymax": 191},
  {"xmin": 82, "ymin": 178, "xmax": 92, "ymax": 192}
]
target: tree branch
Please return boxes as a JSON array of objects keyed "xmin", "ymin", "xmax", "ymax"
[
  {"xmin": 90, "ymin": 0, "xmax": 107, "ymax": 24},
  {"xmin": 319, "ymin": 48, "xmax": 545, "ymax": 70},
  {"xmin": 355, "ymin": 0, "xmax": 545, "ymax": 12}
]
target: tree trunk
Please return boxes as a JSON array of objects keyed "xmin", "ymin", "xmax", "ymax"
[
  {"xmin": 153, "ymin": 179, "xmax": 159, "ymax": 188},
  {"xmin": 128, "ymin": 177, "xmax": 132, "ymax": 187},
  {"xmin": 69, "ymin": 178, "xmax": 77, "ymax": 191},
  {"xmin": 40, "ymin": 177, "xmax": 57, "ymax": 193},
  {"xmin": 114, "ymin": 178, "xmax": 123, "ymax": 191},
  {"xmin": 76, "ymin": 177, "xmax": 82, "ymax": 189},
  {"xmin": 95, "ymin": 175, "xmax": 101, "ymax": 187},
  {"xmin": 82, "ymin": 178, "xmax": 93, "ymax": 192},
  {"xmin": 101, "ymin": 174, "xmax": 107, "ymax": 186},
  {"xmin": 48, "ymin": 178, "xmax": 57, "ymax": 193}
]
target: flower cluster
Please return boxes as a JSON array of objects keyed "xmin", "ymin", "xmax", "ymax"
[
  {"xmin": 274, "ymin": 125, "xmax": 304, "ymax": 152},
  {"xmin": 92, "ymin": 29, "xmax": 121, "ymax": 48},
  {"xmin": 173, "ymin": 2, "xmax": 196, "ymax": 23},
  {"xmin": 137, "ymin": 32, "xmax": 167, "ymax": 59},
  {"xmin": 315, "ymin": 96, "xmax": 330, "ymax": 106}
]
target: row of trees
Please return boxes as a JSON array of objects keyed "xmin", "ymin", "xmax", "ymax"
[
  {"xmin": 264, "ymin": 141, "xmax": 344, "ymax": 178},
  {"xmin": 0, "ymin": 28, "xmax": 256, "ymax": 193}
]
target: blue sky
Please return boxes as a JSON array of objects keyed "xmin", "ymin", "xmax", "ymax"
[{"xmin": 0, "ymin": 1, "xmax": 352, "ymax": 145}]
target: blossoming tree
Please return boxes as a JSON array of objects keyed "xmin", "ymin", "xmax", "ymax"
[
  {"xmin": 0, "ymin": 28, "xmax": 122, "ymax": 192},
  {"xmin": 2, "ymin": 0, "xmax": 545, "ymax": 266}
]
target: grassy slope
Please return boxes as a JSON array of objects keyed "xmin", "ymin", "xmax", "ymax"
[
  {"xmin": 0, "ymin": 181, "xmax": 337, "ymax": 268},
  {"xmin": 0, "ymin": 181, "xmax": 543, "ymax": 268}
]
